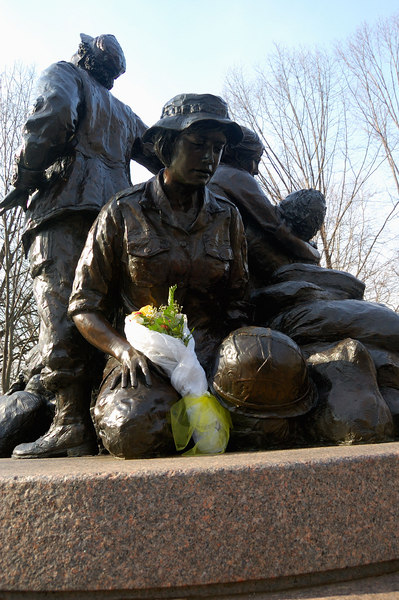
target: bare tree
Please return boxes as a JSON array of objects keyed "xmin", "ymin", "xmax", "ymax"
[
  {"xmin": 0, "ymin": 63, "xmax": 38, "ymax": 392},
  {"xmin": 338, "ymin": 16, "xmax": 399, "ymax": 302},
  {"xmin": 224, "ymin": 42, "xmax": 398, "ymax": 307},
  {"xmin": 340, "ymin": 15, "xmax": 399, "ymax": 194}
]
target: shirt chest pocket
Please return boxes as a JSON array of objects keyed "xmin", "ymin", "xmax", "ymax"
[
  {"xmin": 202, "ymin": 235, "xmax": 233, "ymax": 284},
  {"xmin": 127, "ymin": 235, "xmax": 170, "ymax": 287}
]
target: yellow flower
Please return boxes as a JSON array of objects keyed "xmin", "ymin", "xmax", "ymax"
[{"xmin": 140, "ymin": 305, "xmax": 156, "ymax": 318}]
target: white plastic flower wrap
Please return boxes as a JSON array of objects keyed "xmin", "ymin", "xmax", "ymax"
[{"xmin": 124, "ymin": 285, "xmax": 232, "ymax": 455}]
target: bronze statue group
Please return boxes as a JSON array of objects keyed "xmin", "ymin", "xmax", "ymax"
[{"xmin": 1, "ymin": 34, "xmax": 398, "ymax": 459}]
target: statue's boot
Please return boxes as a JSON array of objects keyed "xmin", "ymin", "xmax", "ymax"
[{"xmin": 12, "ymin": 383, "xmax": 97, "ymax": 459}]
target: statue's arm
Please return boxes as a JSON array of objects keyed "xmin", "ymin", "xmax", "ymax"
[
  {"xmin": 73, "ymin": 311, "xmax": 150, "ymax": 388},
  {"xmin": 225, "ymin": 205, "xmax": 250, "ymax": 327},
  {"xmin": 229, "ymin": 172, "xmax": 320, "ymax": 263},
  {"xmin": 12, "ymin": 62, "xmax": 83, "ymax": 197},
  {"xmin": 69, "ymin": 201, "xmax": 150, "ymax": 388},
  {"xmin": 273, "ymin": 222, "xmax": 321, "ymax": 263},
  {"xmin": 129, "ymin": 112, "xmax": 163, "ymax": 175}
]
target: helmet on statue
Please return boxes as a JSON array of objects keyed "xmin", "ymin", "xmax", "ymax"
[{"xmin": 211, "ymin": 327, "xmax": 317, "ymax": 418}]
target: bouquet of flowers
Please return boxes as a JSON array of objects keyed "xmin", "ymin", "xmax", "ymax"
[{"xmin": 125, "ymin": 285, "xmax": 232, "ymax": 455}]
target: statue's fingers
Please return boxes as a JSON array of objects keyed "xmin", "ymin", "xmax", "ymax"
[
  {"xmin": 121, "ymin": 365, "xmax": 129, "ymax": 388},
  {"xmin": 129, "ymin": 363, "xmax": 138, "ymax": 388},
  {"xmin": 110, "ymin": 371, "xmax": 121, "ymax": 390},
  {"xmin": 140, "ymin": 359, "xmax": 152, "ymax": 387}
]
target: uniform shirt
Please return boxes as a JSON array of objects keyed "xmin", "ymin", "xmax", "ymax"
[
  {"xmin": 17, "ymin": 61, "xmax": 147, "ymax": 238},
  {"xmin": 69, "ymin": 173, "xmax": 249, "ymax": 372}
]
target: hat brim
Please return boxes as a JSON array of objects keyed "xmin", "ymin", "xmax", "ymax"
[{"xmin": 143, "ymin": 114, "xmax": 243, "ymax": 146}]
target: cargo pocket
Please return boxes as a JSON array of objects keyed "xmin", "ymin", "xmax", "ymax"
[{"xmin": 28, "ymin": 230, "xmax": 54, "ymax": 279}]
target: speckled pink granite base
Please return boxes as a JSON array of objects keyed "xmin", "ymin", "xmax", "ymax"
[{"xmin": 1, "ymin": 443, "xmax": 399, "ymax": 597}]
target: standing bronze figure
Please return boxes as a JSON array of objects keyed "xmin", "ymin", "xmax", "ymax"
[{"xmin": 6, "ymin": 34, "xmax": 159, "ymax": 458}]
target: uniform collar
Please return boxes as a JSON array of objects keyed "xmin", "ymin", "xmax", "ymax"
[{"xmin": 139, "ymin": 171, "xmax": 226, "ymax": 230}]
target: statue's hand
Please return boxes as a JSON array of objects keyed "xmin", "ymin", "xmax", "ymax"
[
  {"xmin": 72, "ymin": 312, "xmax": 152, "ymax": 389},
  {"xmin": 276, "ymin": 222, "xmax": 321, "ymax": 263},
  {"xmin": 304, "ymin": 242, "xmax": 321, "ymax": 262},
  {"xmin": 0, "ymin": 188, "xmax": 29, "ymax": 215},
  {"xmin": 118, "ymin": 346, "xmax": 152, "ymax": 388}
]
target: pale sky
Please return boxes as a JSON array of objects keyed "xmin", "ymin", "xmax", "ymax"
[{"xmin": 1, "ymin": 0, "xmax": 398, "ymax": 181}]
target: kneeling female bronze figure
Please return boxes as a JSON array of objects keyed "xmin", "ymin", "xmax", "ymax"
[{"xmin": 67, "ymin": 94, "xmax": 250, "ymax": 458}]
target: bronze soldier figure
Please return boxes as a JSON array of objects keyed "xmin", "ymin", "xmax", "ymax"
[
  {"xmin": 68, "ymin": 94, "xmax": 250, "ymax": 458},
  {"xmin": 210, "ymin": 127, "xmax": 397, "ymax": 446},
  {"xmin": 6, "ymin": 34, "xmax": 160, "ymax": 458},
  {"xmin": 209, "ymin": 126, "xmax": 324, "ymax": 288}
]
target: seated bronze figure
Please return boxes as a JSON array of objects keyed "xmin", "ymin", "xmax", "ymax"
[{"xmin": 212, "ymin": 128, "xmax": 398, "ymax": 446}]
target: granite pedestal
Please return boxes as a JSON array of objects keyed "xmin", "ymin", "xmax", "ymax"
[{"xmin": 1, "ymin": 442, "xmax": 399, "ymax": 598}]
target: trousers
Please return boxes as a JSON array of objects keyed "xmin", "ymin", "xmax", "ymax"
[{"xmin": 28, "ymin": 213, "xmax": 99, "ymax": 392}]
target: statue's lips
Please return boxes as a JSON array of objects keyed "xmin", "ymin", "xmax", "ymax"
[{"xmin": 193, "ymin": 169, "xmax": 212, "ymax": 177}]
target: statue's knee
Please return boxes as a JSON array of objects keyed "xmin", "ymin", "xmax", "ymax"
[{"xmin": 94, "ymin": 368, "xmax": 179, "ymax": 459}]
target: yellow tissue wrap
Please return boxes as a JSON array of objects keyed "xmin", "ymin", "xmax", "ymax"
[{"xmin": 170, "ymin": 392, "xmax": 232, "ymax": 455}]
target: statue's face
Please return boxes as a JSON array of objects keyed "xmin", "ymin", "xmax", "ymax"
[
  {"xmin": 249, "ymin": 152, "xmax": 263, "ymax": 176},
  {"xmin": 168, "ymin": 126, "xmax": 227, "ymax": 187},
  {"xmin": 241, "ymin": 151, "xmax": 263, "ymax": 176}
]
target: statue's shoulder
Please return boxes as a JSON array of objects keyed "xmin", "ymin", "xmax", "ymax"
[
  {"xmin": 36, "ymin": 61, "xmax": 83, "ymax": 95},
  {"xmin": 216, "ymin": 164, "xmax": 256, "ymax": 191},
  {"xmin": 97, "ymin": 183, "xmax": 147, "ymax": 225},
  {"xmin": 41, "ymin": 60, "xmax": 80, "ymax": 78},
  {"xmin": 110, "ymin": 183, "xmax": 148, "ymax": 210},
  {"xmin": 208, "ymin": 187, "xmax": 241, "ymax": 214}
]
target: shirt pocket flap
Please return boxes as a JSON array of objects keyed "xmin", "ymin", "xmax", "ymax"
[
  {"xmin": 204, "ymin": 238, "xmax": 233, "ymax": 261},
  {"xmin": 127, "ymin": 236, "xmax": 170, "ymax": 257}
]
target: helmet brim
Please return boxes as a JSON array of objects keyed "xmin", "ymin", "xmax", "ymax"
[{"xmin": 210, "ymin": 377, "xmax": 318, "ymax": 419}]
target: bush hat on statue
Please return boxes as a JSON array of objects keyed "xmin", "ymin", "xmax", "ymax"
[
  {"xmin": 211, "ymin": 327, "xmax": 317, "ymax": 419},
  {"xmin": 143, "ymin": 93, "xmax": 243, "ymax": 146}
]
